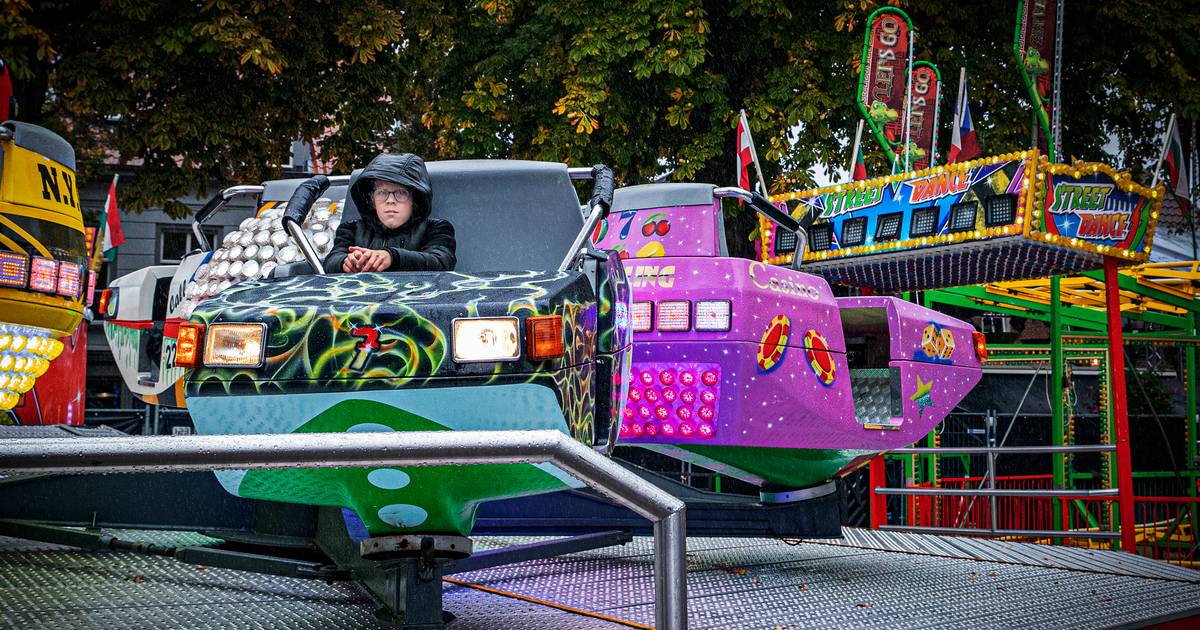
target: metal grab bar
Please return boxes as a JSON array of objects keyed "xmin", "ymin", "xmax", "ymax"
[{"xmin": 0, "ymin": 429, "xmax": 688, "ymax": 629}]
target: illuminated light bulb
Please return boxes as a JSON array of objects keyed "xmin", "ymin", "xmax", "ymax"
[
  {"xmin": 678, "ymin": 422, "xmax": 694, "ymax": 437},
  {"xmin": 697, "ymin": 423, "xmax": 715, "ymax": 438},
  {"xmin": 701, "ymin": 370, "xmax": 719, "ymax": 386},
  {"xmin": 0, "ymin": 355, "xmax": 13, "ymax": 371},
  {"xmin": 638, "ymin": 405, "xmax": 652, "ymax": 419},
  {"xmin": 629, "ymin": 422, "xmax": 643, "ymax": 437},
  {"xmin": 25, "ymin": 337, "xmax": 42, "ymax": 354},
  {"xmin": 0, "ymin": 373, "xmax": 9, "ymax": 389},
  {"xmin": 655, "ymin": 405, "xmax": 670, "ymax": 420},
  {"xmin": 680, "ymin": 389, "xmax": 696, "ymax": 405},
  {"xmin": 643, "ymin": 422, "xmax": 659, "ymax": 437},
  {"xmin": 644, "ymin": 389, "xmax": 659, "ymax": 403},
  {"xmin": 622, "ymin": 406, "xmax": 634, "ymax": 419},
  {"xmin": 659, "ymin": 422, "xmax": 675, "ymax": 437},
  {"xmin": 700, "ymin": 390, "xmax": 717, "ymax": 405},
  {"xmin": 658, "ymin": 370, "xmax": 675, "ymax": 386},
  {"xmin": 661, "ymin": 387, "xmax": 677, "ymax": 403},
  {"xmin": 628, "ymin": 388, "xmax": 641, "ymax": 402},
  {"xmin": 45, "ymin": 339, "xmax": 64, "ymax": 360},
  {"xmin": 0, "ymin": 335, "xmax": 9, "ymax": 352},
  {"xmin": 677, "ymin": 406, "xmax": 693, "ymax": 421},
  {"xmin": 640, "ymin": 370, "xmax": 654, "ymax": 386},
  {"xmin": 10, "ymin": 336, "xmax": 26, "ymax": 353},
  {"xmin": 0, "ymin": 391, "xmax": 17, "ymax": 410},
  {"xmin": 698, "ymin": 406, "xmax": 715, "ymax": 422},
  {"xmin": 14, "ymin": 374, "xmax": 33, "ymax": 393}
]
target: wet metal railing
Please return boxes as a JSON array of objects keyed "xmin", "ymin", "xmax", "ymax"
[{"xmin": 0, "ymin": 430, "xmax": 688, "ymax": 629}]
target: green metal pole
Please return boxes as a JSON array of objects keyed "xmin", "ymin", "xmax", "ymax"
[
  {"xmin": 1189, "ymin": 312, "xmax": 1198, "ymax": 498},
  {"xmin": 921, "ymin": 291, "xmax": 938, "ymax": 500},
  {"xmin": 1050, "ymin": 276, "xmax": 1066, "ymax": 533}
]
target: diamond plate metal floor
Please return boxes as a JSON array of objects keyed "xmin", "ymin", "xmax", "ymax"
[{"xmin": 3, "ymin": 528, "xmax": 1199, "ymax": 629}]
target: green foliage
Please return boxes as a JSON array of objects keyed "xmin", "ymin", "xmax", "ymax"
[{"xmin": 2, "ymin": 0, "xmax": 1197, "ymax": 239}]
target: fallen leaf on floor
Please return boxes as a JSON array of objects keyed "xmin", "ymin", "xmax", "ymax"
[
  {"xmin": 856, "ymin": 603, "xmax": 871, "ymax": 609},
  {"xmin": 131, "ymin": 575, "xmax": 144, "ymax": 584}
]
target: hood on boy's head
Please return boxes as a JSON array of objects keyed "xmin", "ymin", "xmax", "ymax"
[{"xmin": 349, "ymin": 153, "xmax": 433, "ymax": 231}]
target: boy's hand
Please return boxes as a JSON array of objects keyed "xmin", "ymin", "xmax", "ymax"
[{"xmin": 348, "ymin": 246, "xmax": 392, "ymax": 272}]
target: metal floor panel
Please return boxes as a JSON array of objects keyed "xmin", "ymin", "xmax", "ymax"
[
  {"xmin": 3, "ymin": 530, "xmax": 1200, "ymax": 629},
  {"xmin": 833, "ymin": 527, "xmax": 1200, "ymax": 583}
]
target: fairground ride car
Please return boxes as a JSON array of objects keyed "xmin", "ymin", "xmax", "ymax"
[
  {"xmin": 171, "ymin": 161, "xmax": 632, "ymax": 538},
  {"xmin": 0, "ymin": 121, "xmax": 86, "ymax": 414},
  {"xmin": 594, "ymin": 184, "xmax": 984, "ymax": 499}
]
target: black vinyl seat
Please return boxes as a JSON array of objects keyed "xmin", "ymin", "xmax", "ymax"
[{"xmin": 341, "ymin": 160, "xmax": 585, "ymax": 273}]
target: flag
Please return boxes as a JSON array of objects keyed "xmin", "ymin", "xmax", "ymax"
[
  {"xmin": 948, "ymin": 80, "xmax": 979, "ymax": 163},
  {"xmin": 736, "ymin": 112, "xmax": 754, "ymax": 194},
  {"xmin": 852, "ymin": 142, "xmax": 868, "ymax": 181},
  {"xmin": 99, "ymin": 175, "xmax": 124, "ymax": 261},
  {"xmin": 1166, "ymin": 121, "xmax": 1190, "ymax": 218}
]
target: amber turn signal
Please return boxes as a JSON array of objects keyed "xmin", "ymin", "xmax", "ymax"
[
  {"xmin": 175, "ymin": 323, "xmax": 206, "ymax": 368},
  {"xmin": 96, "ymin": 289, "xmax": 113, "ymax": 318},
  {"xmin": 526, "ymin": 315, "xmax": 564, "ymax": 362},
  {"xmin": 972, "ymin": 331, "xmax": 988, "ymax": 361}
]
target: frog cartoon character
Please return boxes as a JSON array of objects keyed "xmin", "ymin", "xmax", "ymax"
[
  {"xmin": 921, "ymin": 323, "xmax": 942, "ymax": 358},
  {"xmin": 938, "ymin": 328, "xmax": 956, "ymax": 360},
  {"xmin": 1024, "ymin": 48, "xmax": 1050, "ymax": 76},
  {"xmin": 868, "ymin": 100, "xmax": 899, "ymax": 124}
]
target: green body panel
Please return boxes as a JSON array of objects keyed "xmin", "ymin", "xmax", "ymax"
[{"xmin": 233, "ymin": 399, "xmax": 568, "ymax": 536}]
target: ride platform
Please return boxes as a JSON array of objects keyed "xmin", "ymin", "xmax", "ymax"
[{"xmin": 3, "ymin": 527, "xmax": 1197, "ymax": 629}]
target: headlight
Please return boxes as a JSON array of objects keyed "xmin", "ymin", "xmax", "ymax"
[
  {"xmin": 203, "ymin": 323, "xmax": 267, "ymax": 368},
  {"xmin": 452, "ymin": 317, "xmax": 520, "ymax": 363}
]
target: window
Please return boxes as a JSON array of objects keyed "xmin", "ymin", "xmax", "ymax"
[{"xmin": 159, "ymin": 226, "xmax": 219, "ymax": 263}]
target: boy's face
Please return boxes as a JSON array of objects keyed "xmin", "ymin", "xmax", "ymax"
[{"xmin": 372, "ymin": 180, "xmax": 413, "ymax": 229}]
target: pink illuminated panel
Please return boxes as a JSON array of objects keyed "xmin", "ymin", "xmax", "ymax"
[
  {"xmin": 29, "ymin": 257, "xmax": 58, "ymax": 293},
  {"xmin": 56, "ymin": 261, "xmax": 83, "ymax": 297},
  {"xmin": 0, "ymin": 252, "xmax": 28, "ymax": 288},
  {"xmin": 619, "ymin": 362, "xmax": 720, "ymax": 440}
]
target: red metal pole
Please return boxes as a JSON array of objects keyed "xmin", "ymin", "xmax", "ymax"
[
  {"xmin": 870, "ymin": 455, "xmax": 887, "ymax": 529},
  {"xmin": 1104, "ymin": 257, "xmax": 1137, "ymax": 552}
]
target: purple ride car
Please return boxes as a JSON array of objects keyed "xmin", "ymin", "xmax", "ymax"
[{"xmin": 594, "ymin": 183, "xmax": 983, "ymax": 495}]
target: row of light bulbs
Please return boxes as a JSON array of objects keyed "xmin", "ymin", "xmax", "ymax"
[{"xmin": 175, "ymin": 198, "xmax": 342, "ymax": 318}]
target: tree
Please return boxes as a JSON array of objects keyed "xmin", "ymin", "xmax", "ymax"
[
  {"xmin": 1, "ymin": 0, "xmax": 412, "ymax": 215},
  {"xmin": 4, "ymin": 0, "xmax": 1197, "ymax": 237}
]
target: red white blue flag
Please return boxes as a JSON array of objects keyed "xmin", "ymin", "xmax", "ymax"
[
  {"xmin": 948, "ymin": 80, "xmax": 979, "ymax": 163},
  {"xmin": 736, "ymin": 111, "xmax": 754, "ymax": 193},
  {"xmin": 1166, "ymin": 122, "xmax": 1190, "ymax": 218}
]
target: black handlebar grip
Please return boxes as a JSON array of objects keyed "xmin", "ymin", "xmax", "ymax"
[
  {"xmin": 194, "ymin": 191, "xmax": 225, "ymax": 225},
  {"xmin": 281, "ymin": 175, "xmax": 331, "ymax": 228},
  {"xmin": 588, "ymin": 164, "xmax": 615, "ymax": 217},
  {"xmin": 750, "ymin": 191, "xmax": 801, "ymax": 235}
]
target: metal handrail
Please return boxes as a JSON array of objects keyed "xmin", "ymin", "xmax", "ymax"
[
  {"xmin": 0, "ymin": 429, "xmax": 688, "ymax": 629},
  {"xmin": 880, "ymin": 525, "xmax": 1122, "ymax": 540}
]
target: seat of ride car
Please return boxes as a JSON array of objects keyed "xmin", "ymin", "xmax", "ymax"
[
  {"xmin": 609, "ymin": 183, "xmax": 730, "ymax": 257},
  {"xmin": 336, "ymin": 159, "xmax": 586, "ymax": 273}
]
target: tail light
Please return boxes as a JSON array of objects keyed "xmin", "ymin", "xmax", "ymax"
[
  {"xmin": 694, "ymin": 300, "xmax": 731, "ymax": 331},
  {"xmin": 972, "ymin": 331, "xmax": 988, "ymax": 361},
  {"xmin": 97, "ymin": 289, "xmax": 114, "ymax": 318},
  {"xmin": 656, "ymin": 301, "xmax": 691, "ymax": 332},
  {"xmin": 631, "ymin": 301, "xmax": 653, "ymax": 332},
  {"xmin": 175, "ymin": 323, "xmax": 205, "ymax": 368},
  {"xmin": 525, "ymin": 315, "xmax": 565, "ymax": 361}
]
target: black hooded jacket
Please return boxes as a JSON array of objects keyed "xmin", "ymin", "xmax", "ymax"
[{"xmin": 323, "ymin": 153, "xmax": 456, "ymax": 273}]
